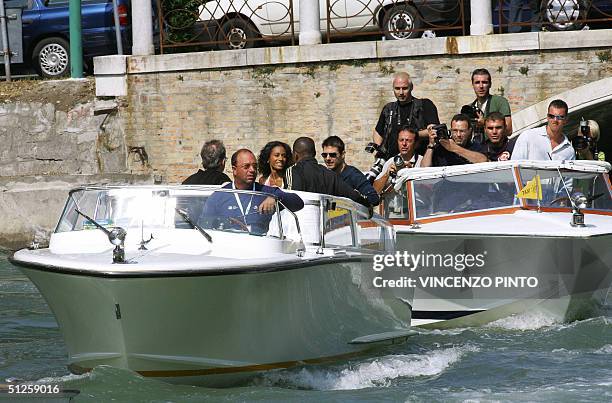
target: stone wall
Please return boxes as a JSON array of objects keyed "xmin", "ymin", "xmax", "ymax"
[
  {"xmin": 122, "ymin": 42, "xmax": 612, "ymax": 183},
  {"xmin": 0, "ymin": 82, "xmax": 151, "ymax": 249}
]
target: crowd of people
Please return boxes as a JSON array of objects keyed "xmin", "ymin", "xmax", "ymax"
[{"xmin": 182, "ymin": 69, "xmax": 599, "ymax": 223}]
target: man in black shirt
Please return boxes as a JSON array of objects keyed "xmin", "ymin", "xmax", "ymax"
[
  {"xmin": 373, "ymin": 72, "xmax": 440, "ymax": 157},
  {"xmin": 421, "ymin": 114, "xmax": 487, "ymax": 167},
  {"xmin": 285, "ymin": 137, "xmax": 371, "ymax": 208},
  {"xmin": 182, "ymin": 139, "xmax": 231, "ymax": 185},
  {"xmin": 482, "ymin": 112, "xmax": 516, "ymax": 161}
]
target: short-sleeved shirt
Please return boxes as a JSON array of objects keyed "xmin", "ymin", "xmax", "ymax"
[
  {"xmin": 375, "ymin": 99, "xmax": 440, "ymax": 157},
  {"xmin": 483, "ymin": 137, "xmax": 516, "ymax": 161},
  {"xmin": 511, "ymin": 126, "xmax": 575, "ymax": 161},
  {"xmin": 477, "ymin": 94, "xmax": 511, "ymax": 117},
  {"xmin": 432, "ymin": 141, "xmax": 484, "ymax": 167}
]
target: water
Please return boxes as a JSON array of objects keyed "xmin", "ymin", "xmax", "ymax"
[{"xmin": 1, "ymin": 250, "xmax": 611, "ymax": 402}]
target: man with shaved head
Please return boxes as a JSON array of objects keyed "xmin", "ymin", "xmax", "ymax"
[
  {"xmin": 372, "ymin": 72, "xmax": 440, "ymax": 158},
  {"xmin": 285, "ymin": 137, "xmax": 371, "ymax": 207}
]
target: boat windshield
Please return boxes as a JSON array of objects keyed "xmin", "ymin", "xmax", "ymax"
[
  {"xmin": 519, "ymin": 168, "xmax": 612, "ymax": 210},
  {"xmin": 411, "ymin": 168, "xmax": 520, "ymax": 219},
  {"xmin": 55, "ymin": 187, "xmax": 297, "ymax": 239}
]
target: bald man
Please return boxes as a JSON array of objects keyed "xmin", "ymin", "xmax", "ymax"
[
  {"xmin": 285, "ymin": 137, "xmax": 371, "ymax": 207},
  {"xmin": 372, "ymin": 72, "xmax": 440, "ymax": 158}
]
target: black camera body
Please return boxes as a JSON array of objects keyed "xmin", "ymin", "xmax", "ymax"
[
  {"xmin": 573, "ymin": 118, "xmax": 592, "ymax": 152},
  {"xmin": 364, "ymin": 142, "xmax": 389, "ymax": 183},
  {"xmin": 460, "ymin": 104, "xmax": 480, "ymax": 121},
  {"xmin": 432, "ymin": 123, "xmax": 450, "ymax": 141},
  {"xmin": 389, "ymin": 155, "xmax": 406, "ymax": 186}
]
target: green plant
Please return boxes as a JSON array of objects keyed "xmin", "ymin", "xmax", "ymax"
[
  {"xmin": 161, "ymin": 0, "xmax": 201, "ymax": 44},
  {"xmin": 252, "ymin": 66, "xmax": 277, "ymax": 88},
  {"xmin": 519, "ymin": 66, "xmax": 529, "ymax": 76},
  {"xmin": 326, "ymin": 61, "xmax": 341, "ymax": 71},
  {"xmin": 497, "ymin": 66, "xmax": 503, "ymax": 73},
  {"xmin": 497, "ymin": 86, "xmax": 505, "ymax": 97},
  {"xmin": 303, "ymin": 65, "xmax": 318, "ymax": 79},
  {"xmin": 379, "ymin": 63, "xmax": 395, "ymax": 75},
  {"xmin": 455, "ymin": 68, "xmax": 460, "ymax": 74},
  {"xmin": 314, "ymin": 91, "xmax": 321, "ymax": 98},
  {"xmin": 177, "ymin": 74, "xmax": 184, "ymax": 81},
  {"xmin": 596, "ymin": 50, "xmax": 611, "ymax": 63},
  {"xmin": 349, "ymin": 59, "xmax": 368, "ymax": 68}
]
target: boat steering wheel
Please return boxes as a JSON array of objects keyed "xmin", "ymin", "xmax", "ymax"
[{"xmin": 228, "ymin": 216, "xmax": 250, "ymax": 232}]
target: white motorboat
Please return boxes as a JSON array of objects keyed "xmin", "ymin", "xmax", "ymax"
[
  {"xmin": 383, "ymin": 160, "xmax": 612, "ymax": 329},
  {"xmin": 10, "ymin": 186, "xmax": 413, "ymax": 386}
]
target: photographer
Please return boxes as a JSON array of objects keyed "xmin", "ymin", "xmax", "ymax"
[
  {"xmin": 373, "ymin": 127, "xmax": 422, "ymax": 194},
  {"xmin": 372, "ymin": 72, "xmax": 440, "ymax": 158},
  {"xmin": 421, "ymin": 114, "xmax": 487, "ymax": 167},
  {"xmin": 573, "ymin": 118, "xmax": 600, "ymax": 160},
  {"xmin": 467, "ymin": 68, "xmax": 512, "ymax": 141}
]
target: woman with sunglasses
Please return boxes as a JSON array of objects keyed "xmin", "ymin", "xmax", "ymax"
[{"xmin": 257, "ymin": 141, "xmax": 293, "ymax": 187}]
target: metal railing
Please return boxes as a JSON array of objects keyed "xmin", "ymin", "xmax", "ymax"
[
  {"xmin": 157, "ymin": 0, "xmax": 295, "ymax": 53},
  {"xmin": 156, "ymin": 0, "xmax": 611, "ymax": 53},
  {"xmin": 496, "ymin": 0, "xmax": 612, "ymax": 33},
  {"xmin": 324, "ymin": 0, "xmax": 467, "ymax": 42}
]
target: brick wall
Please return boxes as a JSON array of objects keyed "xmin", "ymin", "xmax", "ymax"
[{"xmin": 124, "ymin": 48, "xmax": 612, "ymax": 183}]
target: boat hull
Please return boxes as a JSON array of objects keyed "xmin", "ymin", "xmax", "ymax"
[
  {"xmin": 395, "ymin": 233, "xmax": 612, "ymax": 329},
  {"xmin": 18, "ymin": 258, "xmax": 412, "ymax": 386}
]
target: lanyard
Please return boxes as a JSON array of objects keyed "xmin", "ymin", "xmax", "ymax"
[{"xmin": 232, "ymin": 183, "xmax": 255, "ymax": 221}]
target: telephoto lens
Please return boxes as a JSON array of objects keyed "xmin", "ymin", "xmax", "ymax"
[{"xmin": 365, "ymin": 158, "xmax": 386, "ymax": 183}]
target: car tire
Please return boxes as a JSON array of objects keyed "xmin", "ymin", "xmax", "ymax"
[
  {"xmin": 217, "ymin": 18, "xmax": 258, "ymax": 50},
  {"xmin": 542, "ymin": 0, "xmax": 586, "ymax": 31},
  {"xmin": 32, "ymin": 37, "xmax": 70, "ymax": 78},
  {"xmin": 382, "ymin": 5, "xmax": 422, "ymax": 40}
]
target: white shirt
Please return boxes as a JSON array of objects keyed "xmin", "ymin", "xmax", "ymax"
[{"xmin": 511, "ymin": 126, "xmax": 575, "ymax": 161}]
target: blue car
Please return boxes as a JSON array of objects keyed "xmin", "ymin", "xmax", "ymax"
[{"xmin": 6, "ymin": 0, "xmax": 130, "ymax": 78}]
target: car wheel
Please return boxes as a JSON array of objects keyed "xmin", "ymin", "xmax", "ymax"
[
  {"xmin": 32, "ymin": 37, "xmax": 70, "ymax": 78},
  {"xmin": 382, "ymin": 5, "xmax": 422, "ymax": 40},
  {"xmin": 218, "ymin": 18, "xmax": 258, "ymax": 50},
  {"xmin": 543, "ymin": 0, "xmax": 586, "ymax": 31}
]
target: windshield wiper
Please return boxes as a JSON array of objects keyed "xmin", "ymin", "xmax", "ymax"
[
  {"xmin": 175, "ymin": 208, "xmax": 213, "ymax": 243},
  {"xmin": 69, "ymin": 193, "xmax": 127, "ymax": 263}
]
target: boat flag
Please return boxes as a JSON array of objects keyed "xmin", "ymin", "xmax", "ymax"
[{"xmin": 517, "ymin": 175, "xmax": 542, "ymax": 200}]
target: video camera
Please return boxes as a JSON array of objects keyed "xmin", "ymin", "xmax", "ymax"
[{"xmin": 364, "ymin": 142, "xmax": 389, "ymax": 183}]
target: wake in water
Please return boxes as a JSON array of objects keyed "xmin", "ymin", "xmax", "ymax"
[
  {"xmin": 485, "ymin": 310, "xmax": 561, "ymax": 331},
  {"xmin": 256, "ymin": 345, "xmax": 478, "ymax": 391}
]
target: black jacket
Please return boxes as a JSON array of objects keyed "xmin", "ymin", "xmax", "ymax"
[
  {"xmin": 285, "ymin": 157, "xmax": 370, "ymax": 207},
  {"xmin": 182, "ymin": 169, "xmax": 231, "ymax": 185}
]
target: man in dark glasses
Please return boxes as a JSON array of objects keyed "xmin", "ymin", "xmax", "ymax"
[
  {"xmin": 321, "ymin": 136, "xmax": 379, "ymax": 206},
  {"xmin": 511, "ymin": 99, "xmax": 575, "ymax": 161}
]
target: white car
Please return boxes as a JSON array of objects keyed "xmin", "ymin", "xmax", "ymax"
[{"xmin": 198, "ymin": 0, "xmax": 452, "ymax": 50}]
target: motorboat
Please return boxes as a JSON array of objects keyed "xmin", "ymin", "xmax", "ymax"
[
  {"xmin": 382, "ymin": 160, "xmax": 612, "ymax": 329},
  {"xmin": 10, "ymin": 186, "xmax": 413, "ymax": 386}
]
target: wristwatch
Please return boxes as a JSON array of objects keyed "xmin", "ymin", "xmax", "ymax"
[{"xmin": 427, "ymin": 145, "xmax": 435, "ymax": 150}]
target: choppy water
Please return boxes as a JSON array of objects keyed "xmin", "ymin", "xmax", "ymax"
[{"xmin": 1, "ymin": 250, "xmax": 611, "ymax": 402}]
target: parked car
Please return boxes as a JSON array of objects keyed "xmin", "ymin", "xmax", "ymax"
[
  {"xmin": 5, "ymin": 0, "xmax": 130, "ymax": 78},
  {"xmin": 197, "ymin": 0, "xmax": 612, "ymax": 50}
]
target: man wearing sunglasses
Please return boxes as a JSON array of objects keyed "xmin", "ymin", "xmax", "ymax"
[
  {"xmin": 511, "ymin": 99, "xmax": 575, "ymax": 161},
  {"xmin": 321, "ymin": 136, "xmax": 379, "ymax": 206}
]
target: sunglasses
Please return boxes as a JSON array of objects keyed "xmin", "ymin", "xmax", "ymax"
[
  {"xmin": 321, "ymin": 152, "xmax": 338, "ymax": 158},
  {"xmin": 547, "ymin": 114, "xmax": 567, "ymax": 121}
]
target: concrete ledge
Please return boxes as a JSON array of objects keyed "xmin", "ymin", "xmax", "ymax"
[
  {"xmin": 94, "ymin": 55, "xmax": 129, "ymax": 97},
  {"xmin": 106, "ymin": 29, "xmax": 611, "ymax": 76}
]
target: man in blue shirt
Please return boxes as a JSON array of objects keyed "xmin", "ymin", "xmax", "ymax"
[
  {"xmin": 321, "ymin": 136, "xmax": 380, "ymax": 206},
  {"xmin": 201, "ymin": 149, "xmax": 304, "ymax": 235}
]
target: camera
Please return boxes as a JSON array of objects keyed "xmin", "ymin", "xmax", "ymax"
[
  {"xmin": 572, "ymin": 117, "xmax": 591, "ymax": 152},
  {"xmin": 460, "ymin": 104, "xmax": 480, "ymax": 121},
  {"xmin": 389, "ymin": 155, "xmax": 406, "ymax": 186},
  {"xmin": 364, "ymin": 142, "xmax": 389, "ymax": 183},
  {"xmin": 432, "ymin": 124, "xmax": 450, "ymax": 142}
]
